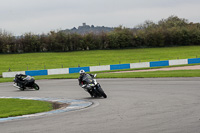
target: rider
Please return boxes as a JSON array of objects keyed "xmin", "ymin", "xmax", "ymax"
[
  {"xmin": 78, "ymin": 69, "xmax": 94, "ymax": 96},
  {"xmin": 78, "ymin": 70, "xmax": 94, "ymax": 86},
  {"xmin": 15, "ymin": 74, "xmax": 28, "ymax": 88}
]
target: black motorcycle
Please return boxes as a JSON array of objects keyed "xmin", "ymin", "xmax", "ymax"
[
  {"xmin": 81, "ymin": 74, "xmax": 107, "ymax": 98},
  {"xmin": 13, "ymin": 74, "xmax": 39, "ymax": 91}
]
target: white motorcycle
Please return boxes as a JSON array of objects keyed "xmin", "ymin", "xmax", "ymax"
[{"xmin": 81, "ymin": 74, "xmax": 107, "ymax": 98}]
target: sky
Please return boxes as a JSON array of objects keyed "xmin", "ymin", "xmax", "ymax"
[{"xmin": 0, "ymin": 0, "xmax": 200, "ymax": 36}]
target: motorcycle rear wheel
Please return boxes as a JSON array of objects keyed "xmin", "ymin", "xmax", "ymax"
[
  {"xmin": 18, "ymin": 83, "xmax": 25, "ymax": 91},
  {"xmin": 97, "ymin": 87, "xmax": 107, "ymax": 98},
  {"xmin": 19, "ymin": 87, "xmax": 25, "ymax": 91}
]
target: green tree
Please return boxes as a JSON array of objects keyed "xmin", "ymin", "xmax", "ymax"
[{"xmin": 158, "ymin": 15, "xmax": 189, "ymax": 28}]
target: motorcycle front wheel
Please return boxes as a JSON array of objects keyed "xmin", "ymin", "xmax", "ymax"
[{"xmin": 33, "ymin": 83, "xmax": 40, "ymax": 90}]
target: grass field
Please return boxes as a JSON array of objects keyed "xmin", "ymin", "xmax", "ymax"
[
  {"xmin": 1, "ymin": 46, "xmax": 200, "ymax": 76},
  {"xmin": 0, "ymin": 98, "xmax": 52, "ymax": 118}
]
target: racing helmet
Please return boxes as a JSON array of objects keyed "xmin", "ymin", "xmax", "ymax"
[
  {"xmin": 79, "ymin": 69, "xmax": 85, "ymax": 75},
  {"xmin": 15, "ymin": 73, "xmax": 21, "ymax": 78}
]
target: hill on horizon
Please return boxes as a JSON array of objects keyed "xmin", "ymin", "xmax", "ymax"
[{"xmin": 60, "ymin": 23, "xmax": 115, "ymax": 35}]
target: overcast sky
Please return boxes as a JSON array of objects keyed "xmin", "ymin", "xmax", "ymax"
[{"xmin": 0, "ymin": 0, "xmax": 200, "ymax": 35}]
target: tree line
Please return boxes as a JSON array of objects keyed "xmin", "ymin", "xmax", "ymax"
[{"xmin": 0, "ymin": 16, "xmax": 200, "ymax": 53}]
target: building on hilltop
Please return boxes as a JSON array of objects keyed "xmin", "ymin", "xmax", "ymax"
[
  {"xmin": 78, "ymin": 23, "xmax": 90, "ymax": 29},
  {"xmin": 61, "ymin": 23, "xmax": 114, "ymax": 35}
]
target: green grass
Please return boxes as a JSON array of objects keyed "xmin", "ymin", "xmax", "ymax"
[
  {"xmin": 0, "ymin": 98, "xmax": 53, "ymax": 118},
  {"xmin": 1, "ymin": 46, "xmax": 200, "ymax": 75},
  {"xmin": 97, "ymin": 70, "xmax": 200, "ymax": 78}
]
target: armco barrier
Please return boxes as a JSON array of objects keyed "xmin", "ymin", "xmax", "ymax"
[
  {"xmin": 169, "ymin": 59, "xmax": 188, "ymax": 66},
  {"xmin": 110, "ymin": 64, "xmax": 130, "ymax": 70},
  {"xmin": 130, "ymin": 62, "xmax": 150, "ymax": 69},
  {"xmin": 2, "ymin": 58, "xmax": 200, "ymax": 78},
  {"xmin": 90, "ymin": 65, "xmax": 110, "ymax": 72},
  {"xmin": 2, "ymin": 71, "xmax": 26, "ymax": 78},
  {"xmin": 69, "ymin": 67, "xmax": 90, "ymax": 74},
  {"xmin": 25, "ymin": 70, "xmax": 48, "ymax": 76},
  {"xmin": 188, "ymin": 58, "xmax": 200, "ymax": 64},
  {"xmin": 48, "ymin": 68, "xmax": 69, "ymax": 75},
  {"xmin": 150, "ymin": 60, "xmax": 169, "ymax": 67}
]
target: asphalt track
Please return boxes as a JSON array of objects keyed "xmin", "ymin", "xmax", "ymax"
[{"xmin": 0, "ymin": 78, "xmax": 200, "ymax": 133}]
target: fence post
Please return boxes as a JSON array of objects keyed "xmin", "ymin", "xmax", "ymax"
[{"xmin": 8, "ymin": 67, "xmax": 12, "ymax": 72}]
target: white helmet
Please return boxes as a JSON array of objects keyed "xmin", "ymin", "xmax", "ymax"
[{"xmin": 79, "ymin": 69, "xmax": 85, "ymax": 75}]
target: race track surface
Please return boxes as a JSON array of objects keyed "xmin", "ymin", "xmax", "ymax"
[{"xmin": 1, "ymin": 78, "xmax": 200, "ymax": 133}]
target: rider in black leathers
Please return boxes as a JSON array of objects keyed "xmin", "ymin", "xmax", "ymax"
[{"xmin": 15, "ymin": 74, "xmax": 28, "ymax": 88}]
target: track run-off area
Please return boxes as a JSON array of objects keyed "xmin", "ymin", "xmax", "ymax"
[{"xmin": 1, "ymin": 78, "xmax": 200, "ymax": 133}]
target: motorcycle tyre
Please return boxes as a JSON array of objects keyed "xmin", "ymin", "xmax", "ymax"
[
  {"xmin": 33, "ymin": 83, "xmax": 40, "ymax": 90},
  {"xmin": 19, "ymin": 87, "xmax": 25, "ymax": 91},
  {"xmin": 97, "ymin": 87, "xmax": 107, "ymax": 98},
  {"xmin": 18, "ymin": 84, "xmax": 25, "ymax": 91}
]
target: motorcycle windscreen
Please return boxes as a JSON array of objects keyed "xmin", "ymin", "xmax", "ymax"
[{"xmin": 82, "ymin": 74, "xmax": 93, "ymax": 84}]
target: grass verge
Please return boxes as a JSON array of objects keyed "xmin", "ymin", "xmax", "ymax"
[
  {"xmin": 97, "ymin": 70, "xmax": 200, "ymax": 78},
  {"xmin": 0, "ymin": 98, "xmax": 53, "ymax": 118}
]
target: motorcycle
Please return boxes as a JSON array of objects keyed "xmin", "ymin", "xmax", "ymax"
[
  {"xmin": 81, "ymin": 74, "xmax": 107, "ymax": 98},
  {"xmin": 13, "ymin": 75, "xmax": 40, "ymax": 91}
]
